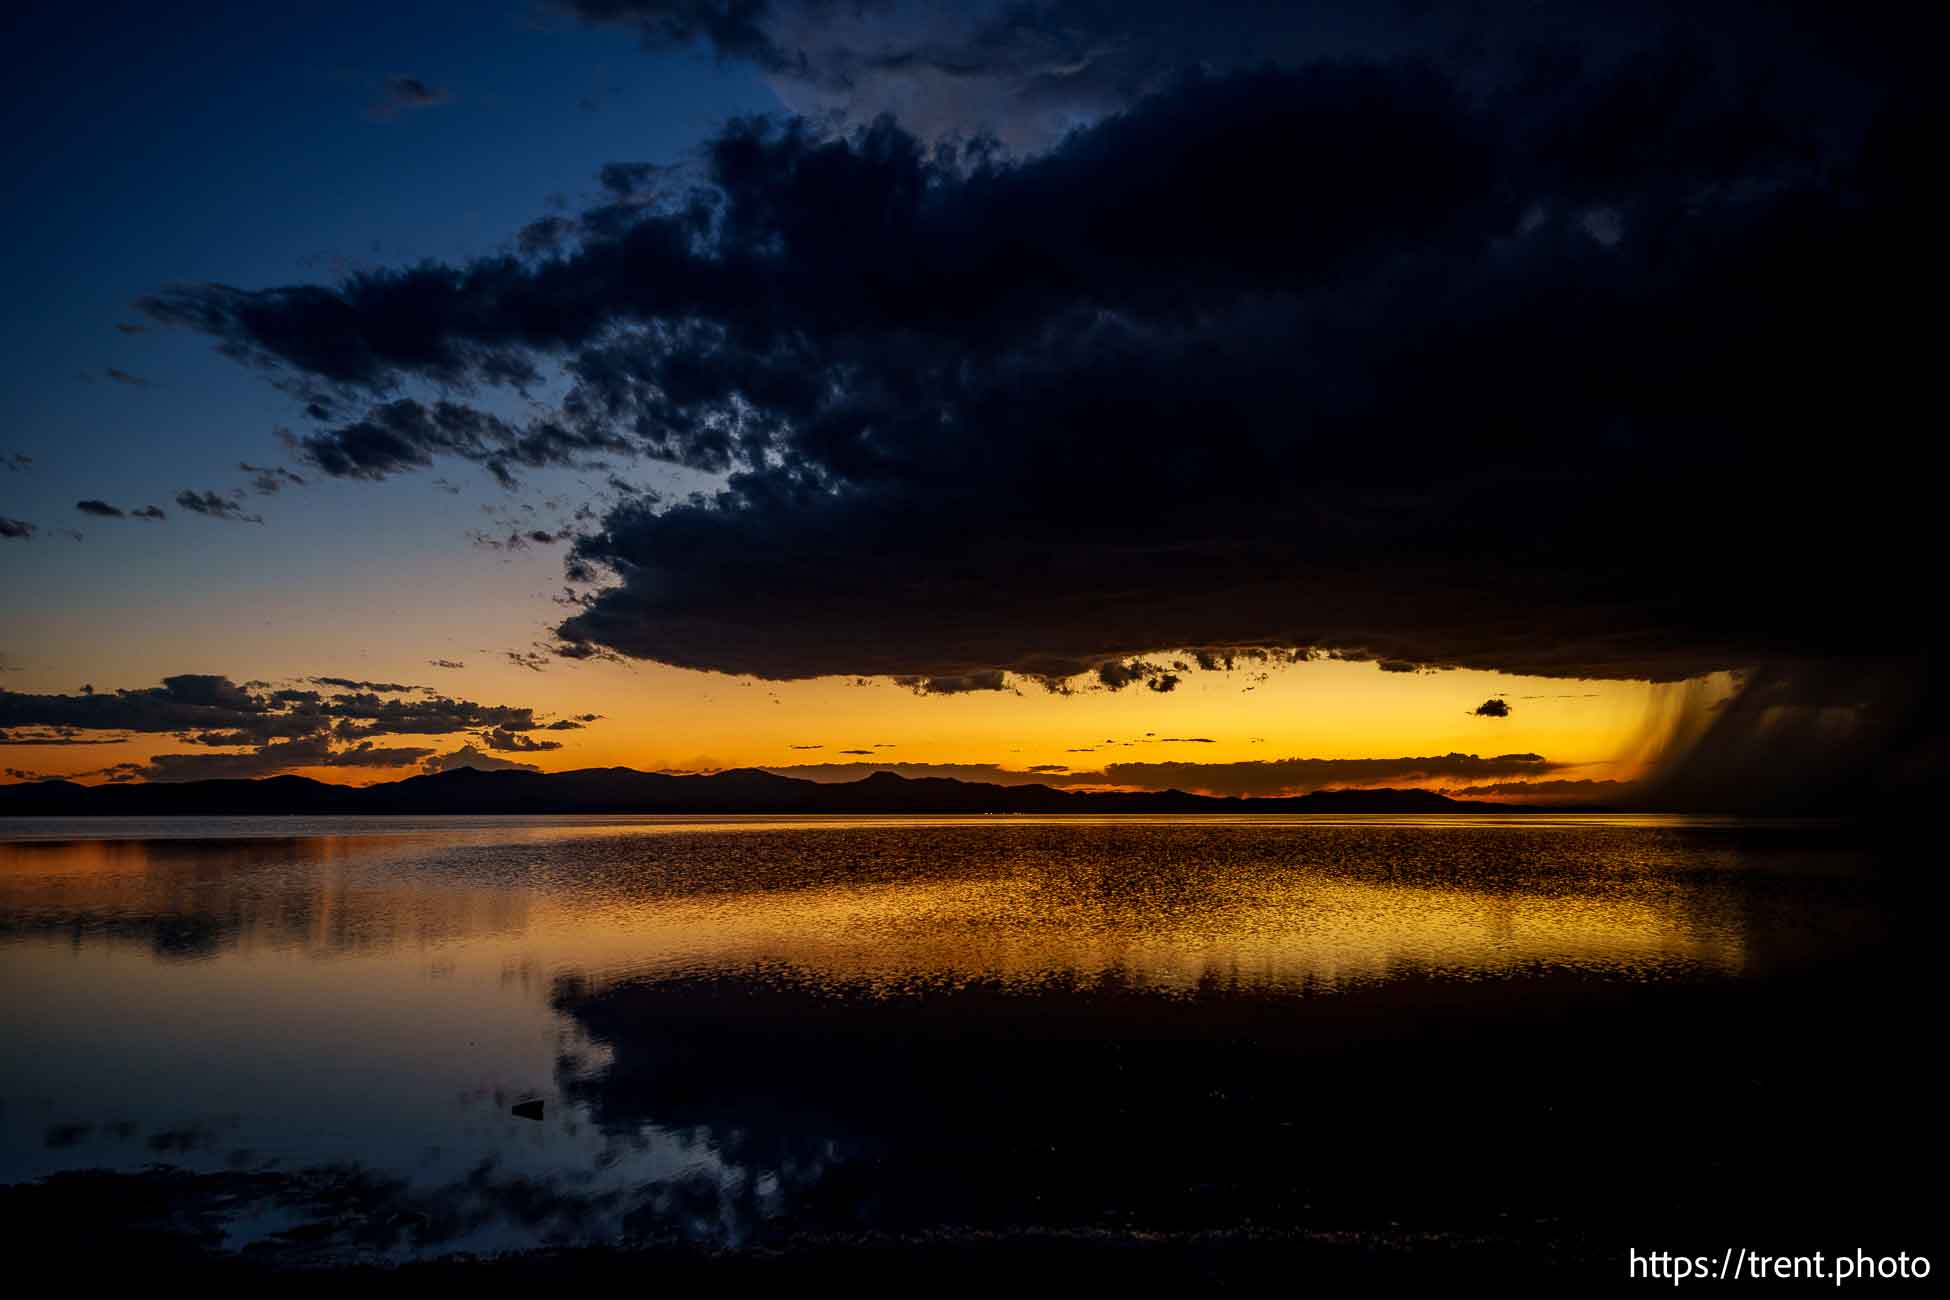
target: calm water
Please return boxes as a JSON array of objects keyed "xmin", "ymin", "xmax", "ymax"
[{"xmin": 0, "ymin": 815, "xmax": 1930, "ymax": 1262}]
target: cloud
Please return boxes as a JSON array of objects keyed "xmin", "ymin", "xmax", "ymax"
[
  {"xmin": 132, "ymin": 506, "xmax": 166, "ymax": 520},
  {"xmin": 1078, "ymin": 753, "xmax": 1557, "ymax": 798},
  {"xmin": 762, "ymin": 751, "xmax": 1557, "ymax": 796},
  {"xmin": 1, "ymin": 518, "xmax": 34, "ymax": 540},
  {"xmin": 471, "ymin": 525, "xmax": 573, "ymax": 551},
  {"xmin": 75, "ymin": 500, "xmax": 125, "ymax": 518},
  {"xmin": 1, "ymin": 726, "xmax": 132, "ymax": 746},
  {"xmin": 428, "ymin": 658, "xmax": 466, "ymax": 669},
  {"xmin": 368, "ymin": 75, "xmax": 452, "ymax": 121},
  {"xmin": 561, "ymin": 0, "xmax": 789, "ymax": 70},
  {"xmin": 0, "ymin": 674, "xmax": 597, "ymax": 782},
  {"xmin": 135, "ymin": 737, "xmax": 435, "ymax": 782},
  {"xmin": 141, "ymin": 15, "xmax": 1935, "ymax": 694},
  {"xmin": 1095, "ymin": 660, "xmax": 1175, "ymax": 692},
  {"xmin": 103, "ymin": 367, "xmax": 151, "ymax": 387},
  {"xmin": 1472, "ymin": 698, "xmax": 1512, "ymax": 718},
  {"xmin": 267, "ymin": 398, "xmax": 631, "ymax": 488},
  {"xmin": 480, "ymin": 726, "xmax": 563, "ymax": 752},
  {"xmin": 241, "ymin": 462, "xmax": 307, "ymax": 494},
  {"xmin": 174, "ymin": 490, "xmax": 263, "ymax": 524},
  {"xmin": 1452, "ymin": 779, "xmax": 1633, "ymax": 803},
  {"xmin": 325, "ymin": 693, "xmax": 557, "ymax": 738},
  {"xmin": 3, "ymin": 452, "xmax": 30, "ymax": 471},
  {"xmin": 421, "ymin": 744, "xmax": 541, "ymax": 774},
  {"xmin": 559, "ymin": 1, "xmax": 1898, "ymax": 154},
  {"xmin": 892, "ymin": 671, "xmax": 1010, "ymax": 695}
]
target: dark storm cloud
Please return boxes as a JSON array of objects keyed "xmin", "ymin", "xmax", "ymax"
[
  {"xmin": 143, "ymin": 7, "xmax": 1939, "ymax": 690},
  {"xmin": 1633, "ymin": 660, "xmax": 1939, "ymax": 813},
  {"xmin": 1094, "ymin": 660, "xmax": 1175, "ymax": 692},
  {"xmin": 368, "ymin": 75, "xmax": 453, "ymax": 122},
  {"xmin": 174, "ymin": 490, "xmax": 263, "ymax": 524},
  {"xmin": 74, "ymin": 500, "xmax": 123, "ymax": 517},
  {"xmin": 762, "ymin": 751, "xmax": 1556, "ymax": 796},
  {"xmin": 1, "ymin": 518, "xmax": 34, "ymax": 539},
  {"xmin": 892, "ymin": 671, "xmax": 1010, "ymax": 694},
  {"xmin": 1472, "ymin": 698, "xmax": 1512, "ymax": 718}
]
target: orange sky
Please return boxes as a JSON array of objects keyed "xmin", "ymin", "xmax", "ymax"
[{"xmin": 0, "ymin": 499, "xmax": 1736, "ymax": 794}]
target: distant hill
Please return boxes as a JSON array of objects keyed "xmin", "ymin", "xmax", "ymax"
[{"xmin": 0, "ymin": 766, "xmax": 1547, "ymax": 817}]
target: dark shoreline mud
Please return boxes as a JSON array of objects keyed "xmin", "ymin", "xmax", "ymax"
[
  {"xmin": 8, "ymin": 941, "xmax": 1938, "ymax": 1287},
  {"xmin": 0, "ymin": 1178, "xmax": 1599, "ymax": 1289}
]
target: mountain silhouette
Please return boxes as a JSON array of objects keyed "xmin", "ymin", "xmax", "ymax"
[{"xmin": 0, "ymin": 767, "xmax": 1558, "ymax": 816}]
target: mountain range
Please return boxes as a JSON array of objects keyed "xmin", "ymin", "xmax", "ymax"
[{"xmin": 0, "ymin": 766, "xmax": 1557, "ymax": 816}]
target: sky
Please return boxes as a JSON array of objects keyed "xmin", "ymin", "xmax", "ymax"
[{"xmin": 1, "ymin": 2, "xmax": 1937, "ymax": 808}]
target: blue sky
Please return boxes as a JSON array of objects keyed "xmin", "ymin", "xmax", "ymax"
[
  {"xmin": 1, "ymin": 9, "xmax": 759, "ymax": 549},
  {"xmin": 2, "ymin": 3, "xmax": 772, "ymax": 692}
]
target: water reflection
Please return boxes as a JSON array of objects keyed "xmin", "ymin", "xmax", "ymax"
[
  {"xmin": 0, "ymin": 836, "xmax": 531, "ymax": 959},
  {"xmin": 1, "ymin": 816, "xmax": 1863, "ymax": 980},
  {"xmin": 0, "ymin": 815, "xmax": 1927, "ymax": 1260}
]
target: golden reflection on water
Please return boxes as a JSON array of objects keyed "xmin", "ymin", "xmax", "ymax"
[{"xmin": 0, "ymin": 815, "xmax": 1766, "ymax": 991}]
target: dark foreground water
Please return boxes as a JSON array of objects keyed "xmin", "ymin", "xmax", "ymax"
[{"xmin": 0, "ymin": 815, "xmax": 1938, "ymax": 1278}]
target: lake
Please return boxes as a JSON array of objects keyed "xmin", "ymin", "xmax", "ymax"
[{"xmin": 0, "ymin": 814, "xmax": 1935, "ymax": 1270}]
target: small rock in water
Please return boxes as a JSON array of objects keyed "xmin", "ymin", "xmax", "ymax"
[{"xmin": 511, "ymin": 1098, "xmax": 544, "ymax": 1121}]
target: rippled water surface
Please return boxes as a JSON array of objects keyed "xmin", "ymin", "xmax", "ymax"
[{"xmin": 0, "ymin": 815, "xmax": 1919, "ymax": 1260}]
